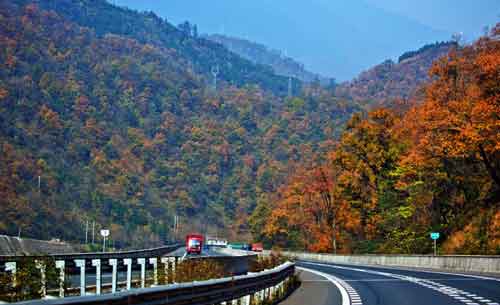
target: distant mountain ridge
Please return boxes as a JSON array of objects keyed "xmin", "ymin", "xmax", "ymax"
[
  {"xmin": 206, "ymin": 34, "xmax": 325, "ymax": 83},
  {"xmin": 336, "ymin": 41, "xmax": 457, "ymax": 104},
  {"xmin": 114, "ymin": 0, "xmax": 450, "ymax": 80}
]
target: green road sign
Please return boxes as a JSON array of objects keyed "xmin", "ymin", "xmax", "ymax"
[{"xmin": 430, "ymin": 232, "xmax": 440, "ymax": 240}]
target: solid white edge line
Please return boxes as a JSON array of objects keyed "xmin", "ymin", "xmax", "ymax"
[{"xmin": 297, "ymin": 266, "xmax": 351, "ymax": 305}]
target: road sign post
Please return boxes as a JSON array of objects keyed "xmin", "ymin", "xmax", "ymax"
[
  {"xmin": 100, "ymin": 229, "xmax": 110, "ymax": 252},
  {"xmin": 430, "ymin": 232, "xmax": 440, "ymax": 256}
]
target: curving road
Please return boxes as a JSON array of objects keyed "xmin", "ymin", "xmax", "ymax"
[{"xmin": 282, "ymin": 261, "xmax": 500, "ymax": 305}]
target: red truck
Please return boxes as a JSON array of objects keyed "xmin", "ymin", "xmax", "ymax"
[
  {"xmin": 186, "ymin": 234, "xmax": 204, "ymax": 255},
  {"xmin": 251, "ymin": 242, "xmax": 263, "ymax": 252}
]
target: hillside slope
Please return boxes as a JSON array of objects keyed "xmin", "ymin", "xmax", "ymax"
[
  {"xmin": 10, "ymin": 0, "xmax": 294, "ymax": 96},
  {"xmin": 0, "ymin": 1, "xmax": 360, "ymax": 247},
  {"xmin": 336, "ymin": 41, "xmax": 456, "ymax": 104},
  {"xmin": 206, "ymin": 34, "xmax": 324, "ymax": 83}
]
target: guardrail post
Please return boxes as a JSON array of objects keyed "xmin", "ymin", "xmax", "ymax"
[
  {"xmin": 137, "ymin": 258, "xmax": 146, "ymax": 288},
  {"xmin": 254, "ymin": 290, "xmax": 261, "ymax": 304},
  {"xmin": 241, "ymin": 295, "xmax": 250, "ymax": 305},
  {"xmin": 123, "ymin": 258, "xmax": 132, "ymax": 290},
  {"xmin": 55, "ymin": 260, "xmax": 65, "ymax": 298},
  {"xmin": 109, "ymin": 259, "xmax": 118, "ymax": 293},
  {"xmin": 149, "ymin": 258, "xmax": 158, "ymax": 286},
  {"xmin": 171, "ymin": 257, "xmax": 177, "ymax": 283},
  {"xmin": 5, "ymin": 262, "xmax": 16, "ymax": 288},
  {"xmin": 35, "ymin": 260, "xmax": 47, "ymax": 298},
  {"xmin": 92, "ymin": 259, "xmax": 102, "ymax": 295},
  {"xmin": 161, "ymin": 257, "xmax": 169, "ymax": 284},
  {"xmin": 74, "ymin": 259, "xmax": 86, "ymax": 296}
]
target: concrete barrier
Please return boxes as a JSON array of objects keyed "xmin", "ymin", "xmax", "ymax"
[{"xmin": 268, "ymin": 251, "xmax": 500, "ymax": 275}]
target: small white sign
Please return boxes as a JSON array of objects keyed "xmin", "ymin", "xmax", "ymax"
[{"xmin": 100, "ymin": 229, "xmax": 110, "ymax": 237}]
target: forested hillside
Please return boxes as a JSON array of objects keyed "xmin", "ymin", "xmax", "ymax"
[
  {"xmin": 206, "ymin": 34, "xmax": 324, "ymax": 83},
  {"xmin": 252, "ymin": 27, "xmax": 500, "ymax": 254},
  {"xmin": 336, "ymin": 41, "xmax": 456, "ymax": 105},
  {"xmin": 9, "ymin": 0, "xmax": 295, "ymax": 96},
  {"xmin": 0, "ymin": 1, "xmax": 359, "ymax": 247}
]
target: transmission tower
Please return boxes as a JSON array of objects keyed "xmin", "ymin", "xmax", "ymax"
[
  {"xmin": 211, "ymin": 65, "xmax": 220, "ymax": 91},
  {"xmin": 288, "ymin": 76, "xmax": 293, "ymax": 97}
]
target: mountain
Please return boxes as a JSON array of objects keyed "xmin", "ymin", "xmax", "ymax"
[
  {"xmin": 8, "ymin": 0, "xmax": 299, "ymax": 96},
  {"xmin": 114, "ymin": 0, "xmax": 451, "ymax": 80},
  {"xmin": 336, "ymin": 41, "xmax": 456, "ymax": 104},
  {"xmin": 206, "ymin": 34, "xmax": 325, "ymax": 83},
  {"xmin": 0, "ymin": 0, "xmax": 360, "ymax": 247}
]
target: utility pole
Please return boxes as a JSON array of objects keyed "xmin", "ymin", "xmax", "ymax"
[
  {"xmin": 85, "ymin": 220, "xmax": 89, "ymax": 244},
  {"xmin": 173, "ymin": 214, "xmax": 181, "ymax": 242},
  {"xmin": 288, "ymin": 76, "xmax": 293, "ymax": 97},
  {"xmin": 92, "ymin": 221, "xmax": 95, "ymax": 244},
  {"xmin": 211, "ymin": 65, "xmax": 219, "ymax": 91}
]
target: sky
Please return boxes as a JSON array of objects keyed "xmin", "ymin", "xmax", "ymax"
[
  {"xmin": 113, "ymin": 0, "xmax": 499, "ymax": 80},
  {"xmin": 364, "ymin": 0, "xmax": 499, "ymax": 41}
]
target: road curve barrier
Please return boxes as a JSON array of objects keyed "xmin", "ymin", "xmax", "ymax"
[
  {"xmin": 272, "ymin": 251, "xmax": 500, "ymax": 275},
  {"xmin": 12, "ymin": 262, "xmax": 296, "ymax": 305},
  {"xmin": 0, "ymin": 244, "xmax": 182, "ymax": 263}
]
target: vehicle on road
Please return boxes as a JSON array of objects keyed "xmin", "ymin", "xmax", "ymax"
[
  {"xmin": 228, "ymin": 242, "xmax": 251, "ymax": 250},
  {"xmin": 186, "ymin": 234, "xmax": 204, "ymax": 254},
  {"xmin": 206, "ymin": 237, "xmax": 228, "ymax": 247},
  {"xmin": 251, "ymin": 242, "xmax": 263, "ymax": 252}
]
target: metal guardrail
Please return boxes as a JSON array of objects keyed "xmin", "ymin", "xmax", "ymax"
[
  {"xmin": 0, "ymin": 244, "xmax": 182, "ymax": 263},
  {"xmin": 14, "ymin": 262, "xmax": 296, "ymax": 305}
]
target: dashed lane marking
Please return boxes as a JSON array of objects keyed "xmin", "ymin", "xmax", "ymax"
[{"xmin": 344, "ymin": 278, "xmax": 485, "ymax": 282}]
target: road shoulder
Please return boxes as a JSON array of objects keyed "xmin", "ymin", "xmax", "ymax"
[{"xmin": 279, "ymin": 268, "xmax": 342, "ymax": 305}]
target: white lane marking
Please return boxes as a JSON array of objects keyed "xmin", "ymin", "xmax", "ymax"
[
  {"xmin": 297, "ymin": 266, "xmax": 363, "ymax": 305},
  {"xmin": 344, "ymin": 278, "xmax": 487, "ymax": 282},
  {"xmin": 320, "ymin": 261, "xmax": 500, "ymax": 282},
  {"xmin": 302, "ymin": 262, "xmax": 498, "ymax": 305}
]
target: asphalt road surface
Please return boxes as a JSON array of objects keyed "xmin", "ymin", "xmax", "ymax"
[{"xmin": 281, "ymin": 261, "xmax": 500, "ymax": 305}]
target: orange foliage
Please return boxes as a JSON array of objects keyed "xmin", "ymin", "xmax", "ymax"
[
  {"xmin": 0, "ymin": 88, "xmax": 8, "ymax": 100},
  {"xmin": 39, "ymin": 105, "xmax": 62, "ymax": 130},
  {"xmin": 402, "ymin": 25, "xmax": 500, "ymax": 189}
]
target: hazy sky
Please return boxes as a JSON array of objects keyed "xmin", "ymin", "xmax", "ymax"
[
  {"xmin": 365, "ymin": 0, "xmax": 499, "ymax": 40},
  {"xmin": 113, "ymin": 0, "xmax": 499, "ymax": 80}
]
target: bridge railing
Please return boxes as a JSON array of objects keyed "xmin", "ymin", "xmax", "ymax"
[
  {"xmin": 0, "ymin": 244, "xmax": 182, "ymax": 301},
  {"xmin": 13, "ymin": 262, "xmax": 295, "ymax": 305},
  {"xmin": 0, "ymin": 244, "xmax": 182, "ymax": 263},
  {"xmin": 0, "ymin": 245, "xmax": 265, "ymax": 302}
]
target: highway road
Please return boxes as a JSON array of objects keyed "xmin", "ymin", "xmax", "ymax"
[{"xmin": 282, "ymin": 261, "xmax": 500, "ymax": 305}]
